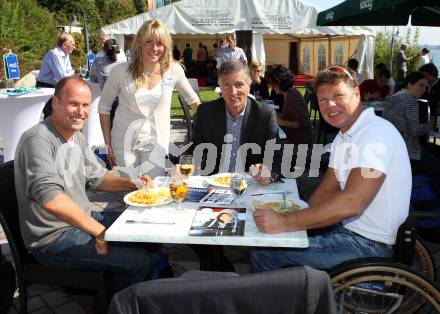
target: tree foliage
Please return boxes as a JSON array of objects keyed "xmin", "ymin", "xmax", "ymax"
[
  {"xmin": 0, "ymin": 0, "xmax": 56, "ymax": 77},
  {"xmin": 98, "ymin": 0, "xmax": 137, "ymax": 25},
  {"xmin": 134, "ymin": 0, "xmax": 147, "ymax": 14},
  {"xmin": 1, "ymin": 0, "xmax": 142, "ymax": 80},
  {"xmin": 374, "ymin": 27, "xmax": 420, "ymax": 78},
  {"xmin": 374, "ymin": 27, "xmax": 421, "ymax": 79},
  {"xmin": 70, "ymin": 32, "xmax": 87, "ymax": 71}
]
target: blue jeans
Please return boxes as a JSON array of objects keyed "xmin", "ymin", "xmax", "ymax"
[
  {"xmin": 250, "ymin": 224, "xmax": 393, "ymax": 272},
  {"xmin": 32, "ymin": 211, "xmax": 156, "ymax": 294}
]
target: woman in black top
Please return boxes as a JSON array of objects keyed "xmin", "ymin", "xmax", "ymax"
[
  {"xmin": 249, "ymin": 60, "xmax": 270, "ymax": 100},
  {"xmin": 268, "ymin": 65, "xmax": 312, "ymax": 145}
]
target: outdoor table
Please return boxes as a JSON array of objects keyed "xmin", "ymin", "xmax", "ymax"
[
  {"xmin": 0, "ymin": 88, "xmax": 54, "ymax": 161},
  {"xmin": 82, "ymin": 82, "xmax": 105, "ymax": 148},
  {"xmin": 105, "ymin": 176, "xmax": 309, "ymax": 248}
]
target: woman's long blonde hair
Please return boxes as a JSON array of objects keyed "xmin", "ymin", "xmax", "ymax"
[{"xmin": 128, "ymin": 20, "xmax": 174, "ymax": 90}]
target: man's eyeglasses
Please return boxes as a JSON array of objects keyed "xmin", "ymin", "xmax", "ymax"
[{"xmin": 325, "ymin": 66, "xmax": 354, "ymax": 81}]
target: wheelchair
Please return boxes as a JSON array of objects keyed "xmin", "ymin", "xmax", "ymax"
[{"xmin": 328, "ymin": 211, "xmax": 440, "ymax": 313}]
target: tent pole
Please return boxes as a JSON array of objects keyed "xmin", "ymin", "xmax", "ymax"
[
  {"xmin": 389, "ymin": 26, "xmax": 399, "ymax": 73},
  {"xmin": 328, "ymin": 36, "xmax": 332, "ymax": 66},
  {"xmin": 348, "ymin": 37, "xmax": 351, "ymax": 63}
]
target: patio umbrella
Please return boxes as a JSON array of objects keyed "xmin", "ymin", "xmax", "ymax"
[{"xmin": 316, "ymin": 0, "xmax": 440, "ymax": 27}]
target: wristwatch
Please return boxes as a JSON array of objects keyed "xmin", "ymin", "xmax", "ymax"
[{"xmin": 270, "ymin": 172, "xmax": 279, "ymax": 183}]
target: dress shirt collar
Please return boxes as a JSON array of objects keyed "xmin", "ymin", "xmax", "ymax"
[
  {"xmin": 54, "ymin": 46, "xmax": 68, "ymax": 57},
  {"xmin": 225, "ymin": 100, "xmax": 247, "ymax": 122}
]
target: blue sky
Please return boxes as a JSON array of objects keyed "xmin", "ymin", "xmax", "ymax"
[{"xmin": 306, "ymin": 0, "xmax": 440, "ymax": 45}]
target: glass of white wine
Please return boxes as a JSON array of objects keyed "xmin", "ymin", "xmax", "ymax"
[
  {"xmin": 178, "ymin": 155, "xmax": 194, "ymax": 179},
  {"xmin": 230, "ymin": 173, "xmax": 248, "ymax": 203}
]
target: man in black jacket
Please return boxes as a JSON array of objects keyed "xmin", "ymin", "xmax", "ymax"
[
  {"xmin": 189, "ymin": 60, "xmax": 282, "ymax": 271},
  {"xmin": 192, "ymin": 60, "xmax": 281, "ymax": 182},
  {"xmin": 419, "ymin": 63, "xmax": 440, "ymax": 122}
]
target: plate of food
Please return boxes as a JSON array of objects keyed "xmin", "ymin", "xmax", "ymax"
[
  {"xmin": 124, "ymin": 188, "xmax": 173, "ymax": 207},
  {"xmin": 206, "ymin": 173, "xmax": 252, "ymax": 188},
  {"xmin": 250, "ymin": 195, "xmax": 308, "ymax": 215}
]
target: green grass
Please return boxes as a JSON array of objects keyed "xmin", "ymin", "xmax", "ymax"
[{"xmin": 171, "ymin": 90, "xmax": 219, "ymax": 118}]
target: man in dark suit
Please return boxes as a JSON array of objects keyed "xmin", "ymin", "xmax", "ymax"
[
  {"xmin": 189, "ymin": 60, "xmax": 282, "ymax": 271},
  {"xmin": 419, "ymin": 63, "xmax": 440, "ymax": 146},
  {"xmin": 192, "ymin": 60, "xmax": 281, "ymax": 182},
  {"xmin": 419, "ymin": 63, "xmax": 440, "ymax": 121}
]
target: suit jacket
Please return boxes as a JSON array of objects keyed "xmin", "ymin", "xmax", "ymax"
[
  {"xmin": 427, "ymin": 79, "xmax": 440, "ymax": 118},
  {"xmin": 191, "ymin": 97, "xmax": 281, "ymax": 175}
]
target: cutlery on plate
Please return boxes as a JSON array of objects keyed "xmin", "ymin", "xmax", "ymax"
[
  {"xmin": 125, "ymin": 219, "xmax": 175, "ymax": 225},
  {"xmin": 250, "ymin": 191, "xmax": 292, "ymax": 196},
  {"xmin": 282, "ymin": 193, "xmax": 288, "ymax": 209}
]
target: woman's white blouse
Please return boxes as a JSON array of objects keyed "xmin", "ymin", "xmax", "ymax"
[{"xmin": 98, "ymin": 62, "xmax": 200, "ymax": 160}]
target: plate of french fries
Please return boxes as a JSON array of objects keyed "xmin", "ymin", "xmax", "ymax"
[
  {"xmin": 206, "ymin": 173, "xmax": 252, "ymax": 188},
  {"xmin": 124, "ymin": 188, "xmax": 173, "ymax": 207}
]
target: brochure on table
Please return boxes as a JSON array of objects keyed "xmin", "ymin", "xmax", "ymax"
[
  {"xmin": 188, "ymin": 188, "xmax": 237, "ymax": 205},
  {"xmin": 189, "ymin": 206, "xmax": 246, "ymax": 236}
]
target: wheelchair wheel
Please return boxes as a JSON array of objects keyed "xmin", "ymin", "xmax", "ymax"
[
  {"xmin": 413, "ymin": 236, "xmax": 436, "ymax": 282},
  {"xmin": 330, "ymin": 260, "xmax": 440, "ymax": 314}
]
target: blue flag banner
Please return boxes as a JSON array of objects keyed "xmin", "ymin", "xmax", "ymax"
[
  {"xmin": 87, "ymin": 52, "xmax": 95, "ymax": 73},
  {"xmin": 3, "ymin": 51, "xmax": 20, "ymax": 80}
]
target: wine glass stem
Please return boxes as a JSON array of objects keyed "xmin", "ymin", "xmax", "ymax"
[{"xmin": 176, "ymin": 200, "xmax": 183, "ymax": 210}]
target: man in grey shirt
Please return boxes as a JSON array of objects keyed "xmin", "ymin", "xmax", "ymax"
[{"xmin": 14, "ymin": 76, "xmax": 155, "ymax": 293}]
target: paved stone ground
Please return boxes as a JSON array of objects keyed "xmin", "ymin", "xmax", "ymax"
[{"xmin": 1, "ymin": 119, "xmax": 440, "ymax": 313}]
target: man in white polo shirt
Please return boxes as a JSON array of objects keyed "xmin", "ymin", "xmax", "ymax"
[{"xmin": 251, "ymin": 66, "xmax": 411, "ymax": 271}]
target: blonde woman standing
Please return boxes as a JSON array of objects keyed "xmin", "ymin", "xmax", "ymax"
[{"xmin": 98, "ymin": 20, "xmax": 200, "ymax": 178}]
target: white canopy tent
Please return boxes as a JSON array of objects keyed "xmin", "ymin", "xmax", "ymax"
[{"xmin": 102, "ymin": 0, "xmax": 376, "ymax": 77}]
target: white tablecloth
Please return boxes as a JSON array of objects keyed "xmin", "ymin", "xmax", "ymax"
[
  {"xmin": 105, "ymin": 177, "xmax": 308, "ymax": 248},
  {"xmin": 82, "ymin": 82, "xmax": 105, "ymax": 148},
  {"xmin": 0, "ymin": 88, "xmax": 54, "ymax": 161}
]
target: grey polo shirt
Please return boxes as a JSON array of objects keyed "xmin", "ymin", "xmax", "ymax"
[{"xmin": 14, "ymin": 119, "xmax": 107, "ymax": 249}]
